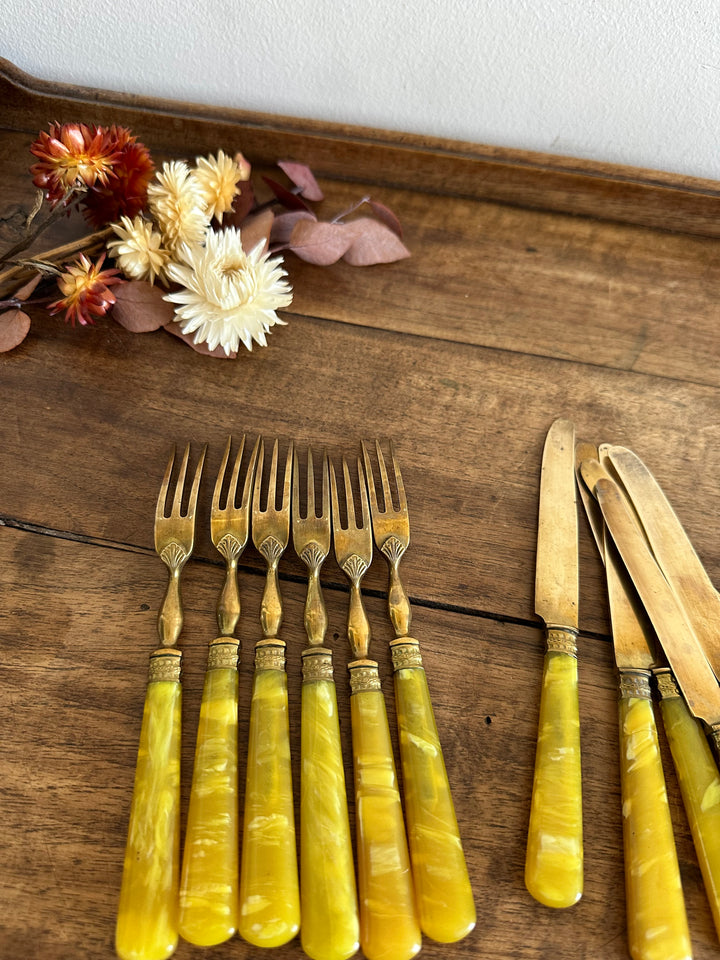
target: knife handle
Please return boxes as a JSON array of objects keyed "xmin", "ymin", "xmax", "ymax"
[
  {"xmin": 178, "ymin": 640, "xmax": 240, "ymax": 947},
  {"xmin": 390, "ymin": 639, "xmax": 476, "ymax": 942},
  {"xmin": 116, "ymin": 651, "xmax": 182, "ymax": 960},
  {"xmin": 657, "ymin": 669, "xmax": 720, "ymax": 942},
  {"xmin": 300, "ymin": 651, "xmax": 360, "ymax": 960},
  {"xmin": 238, "ymin": 641, "xmax": 300, "ymax": 948},
  {"xmin": 525, "ymin": 639, "xmax": 583, "ymax": 908},
  {"xmin": 349, "ymin": 661, "xmax": 422, "ymax": 960},
  {"xmin": 617, "ymin": 680, "xmax": 691, "ymax": 960}
]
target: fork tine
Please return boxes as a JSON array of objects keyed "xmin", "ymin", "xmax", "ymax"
[
  {"xmin": 389, "ymin": 440, "xmax": 407, "ymax": 512},
  {"xmin": 358, "ymin": 458, "xmax": 370, "ymax": 529},
  {"xmin": 186, "ymin": 445, "xmax": 206, "ymax": 519},
  {"xmin": 171, "ymin": 444, "xmax": 190, "ymax": 517},
  {"xmin": 212, "ymin": 437, "xmax": 233, "ymax": 512},
  {"xmin": 155, "ymin": 448, "xmax": 176, "ymax": 523}
]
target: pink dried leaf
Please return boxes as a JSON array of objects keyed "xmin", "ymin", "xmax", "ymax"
[
  {"xmin": 112, "ymin": 280, "xmax": 175, "ymax": 332},
  {"xmin": 224, "ymin": 180, "xmax": 256, "ymax": 227},
  {"xmin": 342, "ymin": 217, "xmax": 411, "ymax": 266},
  {"xmin": 0, "ymin": 309, "xmax": 31, "ymax": 352},
  {"xmin": 164, "ymin": 321, "xmax": 238, "ymax": 358},
  {"xmin": 240, "ymin": 208, "xmax": 275, "ymax": 255},
  {"xmin": 288, "ymin": 219, "xmax": 355, "ymax": 265},
  {"xmin": 270, "ymin": 209, "xmax": 317, "ymax": 246},
  {"xmin": 13, "ymin": 273, "xmax": 43, "ymax": 301},
  {"xmin": 262, "ymin": 176, "xmax": 309, "ymax": 212},
  {"xmin": 368, "ymin": 199, "xmax": 404, "ymax": 238},
  {"xmin": 277, "ymin": 161, "xmax": 324, "ymax": 201}
]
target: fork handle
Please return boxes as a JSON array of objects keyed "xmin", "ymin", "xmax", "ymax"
[
  {"xmin": 349, "ymin": 660, "xmax": 421, "ymax": 960},
  {"xmin": 390, "ymin": 639, "xmax": 475, "ymax": 943},
  {"xmin": 238, "ymin": 640, "xmax": 300, "ymax": 948},
  {"xmin": 178, "ymin": 639, "xmax": 240, "ymax": 947},
  {"xmin": 116, "ymin": 650, "xmax": 182, "ymax": 960},
  {"xmin": 616, "ymin": 681, "xmax": 691, "ymax": 960},
  {"xmin": 300, "ymin": 649, "xmax": 359, "ymax": 960},
  {"xmin": 657, "ymin": 669, "xmax": 720, "ymax": 941},
  {"xmin": 525, "ymin": 641, "xmax": 583, "ymax": 908}
]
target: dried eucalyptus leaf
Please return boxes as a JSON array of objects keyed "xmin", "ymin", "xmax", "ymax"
[
  {"xmin": 112, "ymin": 281, "xmax": 175, "ymax": 332},
  {"xmin": 270, "ymin": 210, "xmax": 317, "ymax": 246},
  {"xmin": 288, "ymin": 220, "xmax": 354, "ymax": 265},
  {"xmin": 240, "ymin": 209, "xmax": 275, "ymax": 255},
  {"xmin": 13, "ymin": 273, "xmax": 43, "ymax": 301},
  {"xmin": 342, "ymin": 218, "xmax": 411, "ymax": 266},
  {"xmin": 262, "ymin": 176, "xmax": 310, "ymax": 212},
  {"xmin": 0, "ymin": 309, "xmax": 31, "ymax": 352},
  {"xmin": 368, "ymin": 199, "xmax": 404, "ymax": 238},
  {"xmin": 277, "ymin": 161, "xmax": 324, "ymax": 201}
]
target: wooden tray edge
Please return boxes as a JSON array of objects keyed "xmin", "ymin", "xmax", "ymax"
[{"xmin": 3, "ymin": 57, "xmax": 720, "ymax": 237}]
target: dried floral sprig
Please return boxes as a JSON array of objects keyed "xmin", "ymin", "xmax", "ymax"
[{"xmin": 0, "ymin": 121, "xmax": 410, "ymax": 356}]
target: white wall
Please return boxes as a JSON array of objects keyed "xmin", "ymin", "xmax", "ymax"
[{"xmin": 4, "ymin": 0, "xmax": 719, "ymax": 180}]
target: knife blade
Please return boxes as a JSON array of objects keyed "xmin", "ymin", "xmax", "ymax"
[
  {"xmin": 599, "ymin": 444, "xmax": 720, "ymax": 942},
  {"xmin": 605, "ymin": 445, "xmax": 720, "ymax": 678},
  {"xmin": 525, "ymin": 418, "xmax": 583, "ymax": 909},
  {"xmin": 576, "ymin": 444, "xmax": 691, "ymax": 960}
]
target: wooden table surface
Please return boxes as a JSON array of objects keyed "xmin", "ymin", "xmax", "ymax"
[{"xmin": 3, "ymin": 60, "xmax": 720, "ymax": 960}]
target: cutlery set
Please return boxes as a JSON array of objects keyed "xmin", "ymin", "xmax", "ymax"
[
  {"xmin": 527, "ymin": 419, "xmax": 720, "ymax": 960},
  {"xmin": 115, "ymin": 438, "xmax": 475, "ymax": 960}
]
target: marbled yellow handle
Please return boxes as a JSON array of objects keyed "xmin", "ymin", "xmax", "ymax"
[
  {"xmin": 350, "ymin": 675, "xmax": 422, "ymax": 960},
  {"xmin": 659, "ymin": 685, "xmax": 720, "ymax": 943},
  {"xmin": 392, "ymin": 651, "xmax": 475, "ymax": 942},
  {"xmin": 618, "ymin": 693, "xmax": 691, "ymax": 960},
  {"xmin": 238, "ymin": 653, "xmax": 300, "ymax": 948},
  {"xmin": 300, "ymin": 671, "xmax": 359, "ymax": 960},
  {"xmin": 179, "ymin": 647, "xmax": 239, "ymax": 946},
  {"xmin": 116, "ymin": 670, "xmax": 181, "ymax": 960},
  {"xmin": 525, "ymin": 648, "xmax": 583, "ymax": 908}
]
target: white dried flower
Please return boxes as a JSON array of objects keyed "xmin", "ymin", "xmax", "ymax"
[{"xmin": 164, "ymin": 227, "xmax": 293, "ymax": 355}]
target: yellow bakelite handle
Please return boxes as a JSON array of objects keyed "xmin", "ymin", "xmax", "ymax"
[
  {"xmin": 660, "ymin": 693, "xmax": 720, "ymax": 942},
  {"xmin": 238, "ymin": 666, "xmax": 300, "ymax": 948},
  {"xmin": 618, "ymin": 696, "xmax": 691, "ymax": 960},
  {"xmin": 300, "ymin": 678, "xmax": 359, "ymax": 960},
  {"xmin": 116, "ymin": 680, "xmax": 181, "ymax": 960},
  {"xmin": 394, "ymin": 665, "xmax": 475, "ymax": 942},
  {"xmin": 351, "ymin": 688, "xmax": 422, "ymax": 960},
  {"xmin": 525, "ymin": 649, "xmax": 583, "ymax": 908},
  {"xmin": 179, "ymin": 667, "xmax": 239, "ymax": 946}
]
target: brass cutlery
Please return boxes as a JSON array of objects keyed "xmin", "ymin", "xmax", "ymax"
[
  {"xmin": 116, "ymin": 443, "xmax": 205, "ymax": 960},
  {"xmin": 237, "ymin": 438, "xmax": 300, "ymax": 948},
  {"xmin": 362, "ymin": 439, "xmax": 475, "ymax": 943},
  {"xmin": 525, "ymin": 418, "xmax": 583, "ymax": 909},
  {"xmin": 293, "ymin": 447, "xmax": 359, "ymax": 960},
  {"xmin": 576, "ymin": 443, "xmax": 691, "ymax": 960},
  {"xmin": 330, "ymin": 455, "xmax": 421, "ymax": 960},
  {"xmin": 178, "ymin": 436, "xmax": 258, "ymax": 946}
]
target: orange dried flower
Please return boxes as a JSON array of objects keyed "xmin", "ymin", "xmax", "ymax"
[
  {"xmin": 82, "ymin": 126, "xmax": 155, "ymax": 227},
  {"xmin": 30, "ymin": 122, "xmax": 120, "ymax": 206},
  {"xmin": 49, "ymin": 253, "xmax": 123, "ymax": 326}
]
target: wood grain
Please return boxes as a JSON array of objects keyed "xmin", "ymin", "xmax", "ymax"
[{"xmin": 2, "ymin": 61, "xmax": 720, "ymax": 960}]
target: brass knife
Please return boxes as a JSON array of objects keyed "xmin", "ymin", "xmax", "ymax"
[
  {"xmin": 576, "ymin": 445, "xmax": 691, "ymax": 960},
  {"xmin": 525, "ymin": 418, "xmax": 583, "ymax": 909},
  {"xmin": 602, "ymin": 444, "xmax": 720, "ymax": 942},
  {"xmin": 605, "ymin": 445, "xmax": 720, "ymax": 677}
]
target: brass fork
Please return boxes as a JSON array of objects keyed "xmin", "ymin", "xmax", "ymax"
[
  {"xmin": 238, "ymin": 438, "xmax": 300, "ymax": 949},
  {"xmin": 179, "ymin": 436, "xmax": 259, "ymax": 947},
  {"xmin": 330, "ymin": 455, "xmax": 421, "ymax": 960},
  {"xmin": 293, "ymin": 448, "xmax": 359, "ymax": 960},
  {"xmin": 116, "ymin": 443, "xmax": 205, "ymax": 960},
  {"xmin": 362, "ymin": 440, "xmax": 475, "ymax": 943}
]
